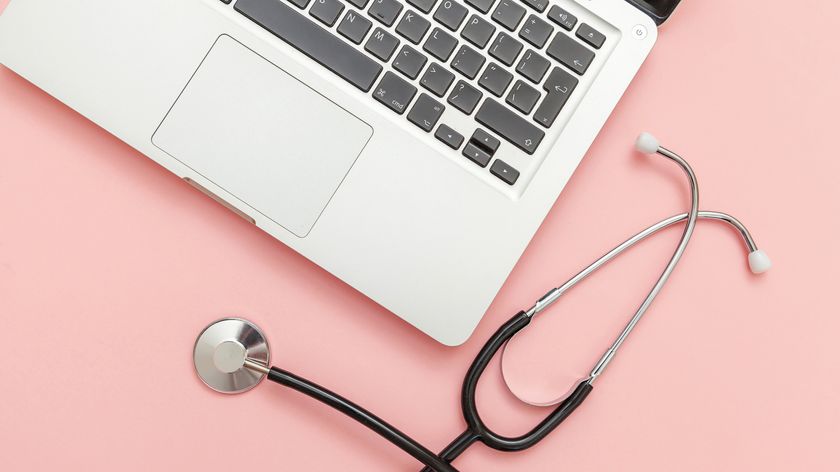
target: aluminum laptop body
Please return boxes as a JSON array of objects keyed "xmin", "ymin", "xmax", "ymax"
[{"xmin": 0, "ymin": 0, "xmax": 657, "ymax": 345}]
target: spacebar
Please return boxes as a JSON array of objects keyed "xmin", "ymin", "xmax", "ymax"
[{"xmin": 235, "ymin": 0, "xmax": 383, "ymax": 92}]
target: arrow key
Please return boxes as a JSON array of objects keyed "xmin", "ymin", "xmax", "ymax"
[
  {"xmin": 490, "ymin": 159, "xmax": 520, "ymax": 185},
  {"xmin": 470, "ymin": 128, "xmax": 500, "ymax": 153},
  {"xmin": 435, "ymin": 124, "xmax": 465, "ymax": 149}
]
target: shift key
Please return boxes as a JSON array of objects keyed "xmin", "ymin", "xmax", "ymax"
[{"xmin": 475, "ymin": 99, "xmax": 544, "ymax": 154}]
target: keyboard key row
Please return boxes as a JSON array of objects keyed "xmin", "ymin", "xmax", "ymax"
[{"xmin": 235, "ymin": 0, "xmax": 382, "ymax": 91}]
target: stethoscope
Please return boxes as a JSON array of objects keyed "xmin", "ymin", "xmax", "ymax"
[{"xmin": 193, "ymin": 133, "xmax": 771, "ymax": 471}]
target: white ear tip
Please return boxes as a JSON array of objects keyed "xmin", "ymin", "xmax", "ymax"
[
  {"xmin": 748, "ymin": 250, "xmax": 772, "ymax": 274},
  {"xmin": 635, "ymin": 132, "xmax": 660, "ymax": 154}
]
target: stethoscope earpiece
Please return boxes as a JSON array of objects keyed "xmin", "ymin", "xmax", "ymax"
[
  {"xmin": 748, "ymin": 249, "xmax": 772, "ymax": 274},
  {"xmin": 635, "ymin": 132, "xmax": 661, "ymax": 154}
]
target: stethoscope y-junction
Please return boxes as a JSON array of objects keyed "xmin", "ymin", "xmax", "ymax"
[{"xmin": 193, "ymin": 133, "xmax": 770, "ymax": 471}]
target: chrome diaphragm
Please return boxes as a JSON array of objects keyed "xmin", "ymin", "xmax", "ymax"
[{"xmin": 193, "ymin": 318, "xmax": 270, "ymax": 394}]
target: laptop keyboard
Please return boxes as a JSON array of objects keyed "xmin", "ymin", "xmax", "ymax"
[{"xmin": 226, "ymin": 0, "xmax": 606, "ymax": 187}]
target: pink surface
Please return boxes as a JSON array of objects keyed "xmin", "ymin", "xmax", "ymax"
[{"xmin": 1, "ymin": 0, "xmax": 839, "ymax": 470}]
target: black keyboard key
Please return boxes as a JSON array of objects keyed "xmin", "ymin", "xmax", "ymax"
[
  {"xmin": 465, "ymin": 0, "xmax": 496, "ymax": 14},
  {"xmin": 546, "ymin": 32, "xmax": 595, "ymax": 75},
  {"xmin": 420, "ymin": 62, "xmax": 455, "ymax": 96},
  {"xmin": 520, "ymin": 0, "xmax": 547, "ymax": 13},
  {"xmin": 471, "ymin": 128, "xmax": 500, "ymax": 153},
  {"xmin": 365, "ymin": 27, "xmax": 400, "ymax": 61},
  {"xmin": 373, "ymin": 71, "xmax": 417, "ymax": 114},
  {"xmin": 547, "ymin": 5, "xmax": 576, "ymax": 31},
  {"xmin": 235, "ymin": 0, "xmax": 382, "ymax": 92},
  {"xmin": 506, "ymin": 79, "xmax": 540, "ymax": 114},
  {"xmin": 424, "ymin": 27, "xmax": 458, "ymax": 61},
  {"xmin": 461, "ymin": 15, "xmax": 496, "ymax": 49},
  {"xmin": 478, "ymin": 62, "xmax": 512, "ymax": 97},
  {"xmin": 492, "ymin": 0, "xmax": 525, "ymax": 31},
  {"xmin": 310, "ymin": 0, "xmax": 345, "ymax": 25},
  {"xmin": 490, "ymin": 159, "xmax": 520, "ymax": 185},
  {"xmin": 533, "ymin": 66, "xmax": 577, "ymax": 127},
  {"xmin": 393, "ymin": 45, "xmax": 428, "ymax": 79},
  {"xmin": 289, "ymin": 0, "xmax": 313, "ymax": 9},
  {"xmin": 576, "ymin": 23, "xmax": 606, "ymax": 49},
  {"xmin": 433, "ymin": 0, "xmax": 468, "ymax": 31},
  {"xmin": 395, "ymin": 10, "xmax": 431, "ymax": 43},
  {"xmin": 451, "ymin": 45, "xmax": 485, "ymax": 79},
  {"xmin": 488, "ymin": 32, "xmax": 522, "ymax": 66},
  {"xmin": 515, "ymin": 49, "xmax": 550, "ymax": 83},
  {"xmin": 519, "ymin": 14, "xmax": 553, "ymax": 48},
  {"xmin": 408, "ymin": 93, "xmax": 445, "ymax": 131},
  {"xmin": 347, "ymin": 0, "xmax": 371, "ymax": 8},
  {"xmin": 461, "ymin": 15, "xmax": 496, "ymax": 48},
  {"xmin": 543, "ymin": 65, "xmax": 578, "ymax": 95},
  {"xmin": 407, "ymin": 0, "xmax": 437, "ymax": 13},
  {"xmin": 448, "ymin": 80, "xmax": 482, "ymax": 114},
  {"xmin": 338, "ymin": 10, "xmax": 373, "ymax": 44},
  {"xmin": 463, "ymin": 142, "xmax": 492, "ymax": 167},
  {"xmin": 475, "ymin": 98, "xmax": 544, "ymax": 154},
  {"xmin": 435, "ymin": 124, "xmax": 465, "ymax": 149},
  {"xmin": 369, "ymin": 0, "xmax": 404, "ymax": 26}
]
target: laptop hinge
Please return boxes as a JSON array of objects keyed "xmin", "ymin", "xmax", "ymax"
[{"xmin": 624, "ymin": 0, "xmax": 682, "ymax": 25}]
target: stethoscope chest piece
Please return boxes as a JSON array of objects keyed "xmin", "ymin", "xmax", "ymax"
[{"xmin": 193, "ymin": 318, "xmax": 270, "ymax": 394}]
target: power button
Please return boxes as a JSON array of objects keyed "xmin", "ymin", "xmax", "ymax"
[{"xmin": 632, "ymin": 24, "xmax": 648, "ymax": 40}]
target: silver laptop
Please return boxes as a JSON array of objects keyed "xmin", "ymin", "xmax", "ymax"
[{"xmin": 0, "ymin": 0, "xmax": 675, "ymax": 345}]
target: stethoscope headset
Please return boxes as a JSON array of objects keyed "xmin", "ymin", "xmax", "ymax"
[{"xmin": 193, "ymin": 133, "xmax": 771, "ymax": 471}]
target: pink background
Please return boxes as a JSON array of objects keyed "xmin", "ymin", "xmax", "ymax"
[{"xmin": 1, "ymin": 0, "xmax": 838, "ymax": 470}]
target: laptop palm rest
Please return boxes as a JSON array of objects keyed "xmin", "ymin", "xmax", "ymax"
[{"xmin": 152, "ymin": 35, "xmax": 373, "ymax": 237}]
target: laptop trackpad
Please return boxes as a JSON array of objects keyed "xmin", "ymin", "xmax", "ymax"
[{"xmin": 153, "ymin": 35, "xmax": 373, "ymax": 237}]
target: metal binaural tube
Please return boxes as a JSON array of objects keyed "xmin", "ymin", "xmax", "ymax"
[
  {"xmin": 524, "ymin": 208, "xmax": 762, "ymax": 321},
  {"xmin": 586, "ymin": 146, "xmax": 700, "ymax": 381}
]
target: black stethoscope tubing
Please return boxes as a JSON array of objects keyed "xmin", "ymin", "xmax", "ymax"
[{"xmin": 266, "ymin": 310, "xmax": 591, "ymax": 472}]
